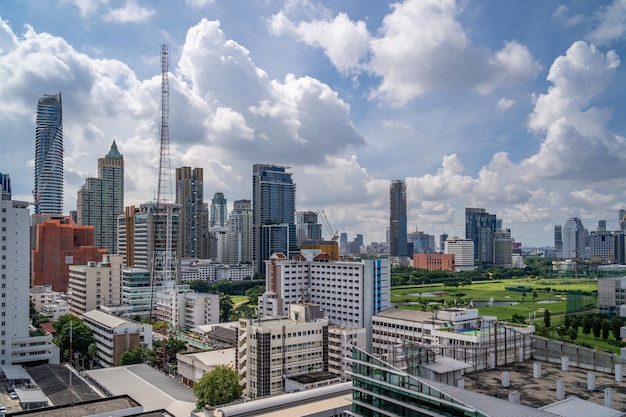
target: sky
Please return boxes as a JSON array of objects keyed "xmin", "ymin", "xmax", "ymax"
[{"xmin": 1, "ymin": 0, "xmax": 626, "ymax": 248}]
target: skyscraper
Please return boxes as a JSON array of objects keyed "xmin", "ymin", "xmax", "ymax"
[
  {"xmin": 77, "ymin": 141, "xmax": 124, "ymax": 254},
  {"xmin": 252, "ymin": 164, "xmax": 296, "ymax": 275},
  {"xmin": 389, "ymin": 180, "xmax": 407, "ymax": 257},
  {"xmin": 562, "ymin": 217, "xmax": 586, "ymax": 260},
  {"xmin": 210, "ymin": 192, "xmax": 227, "ymax": 227},
  {"xmin": 175, "ymin": 167, "xmax": 208, "ymax": 258},
  {"xmin": 296, "ymin": 211, "xmax": 322, "ymax": 246},
  {"xmin": 34, "ymin": 93, "xmax": 63, "ymax": 215},
  {"xmin": 554, "ymin": 225, "xmax": 563, "ymax": 256},
  {"xmin": 465, "ymin": 207, "xmax": 498, "ymax": 264},
  {"xmin": 228, "ymin": 199, "xmax": 252, "ymax": 264}
]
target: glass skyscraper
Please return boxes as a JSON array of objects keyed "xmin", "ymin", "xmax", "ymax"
[
  {"xmin": 34, "ymin": 93, "xmax": 63, "ymax": 215},
  {"xmin": 252, "ymin": 164, "xmax": 296, "ymax": 275},
  {"xmin": 389, "ymin": 179, "xmax": 408, "ymax": 257}
]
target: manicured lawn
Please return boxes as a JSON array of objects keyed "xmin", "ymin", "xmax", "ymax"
[{"xmin": 231, "ymin": 295, "xmax": 249, "ymax": 305}]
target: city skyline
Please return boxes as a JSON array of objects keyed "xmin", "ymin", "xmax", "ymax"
[{"xmin": 2, "ymin": 2, "xmax": 626, "ymax": 246}]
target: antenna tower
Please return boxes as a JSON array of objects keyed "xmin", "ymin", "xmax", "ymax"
[{"xmin": 150, "ymin": 44, "xmax": 175, "ymax": 318}]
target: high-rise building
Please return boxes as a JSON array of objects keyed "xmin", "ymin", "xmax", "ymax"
[
  {"xmin": 439, "ymin": 233, "xmax": 448, "ymax": 253},
  {"xmin": 68, "ymin": 254, "xmax": 123, "ymax": 316},
  {"xmin": 252, "ymin": 164, "xmax": 296, "ymax": 275},
  {"xmin": 445, "ymin": 238, "xmax": 475, "ymax": 271},
  {"xmin": 1, "ymin": 177, "xmax": 55, "ymax": 365},
  {"xmin": 77, "ymin": 141, "xmax": 124, "ymax": 254},
  {"xmin": 554, "ymin": 225, "xmax": 563, "ymax": 256},
  {"xmin": 465, "ymin": 207, "xmax": 498, "ymax": 264},
  {"xmin": 227, "ymin": 199, "xmax": 252, "ymax": 264},
  {"xmin": 175, "ymin": 167, "xmax": 208, "ymax": 258},
  {"xmin": 493, "ymin": 229, "xmax": 513, "ymax": 267},
  {"xmin": 34, "ymin": 93, "xmax": 63, "ymax": 215},
  {"xmin": 562, "ymin": 217, "xmax": 586, "ymax": 260},
  {"xmin": 296, "ymin": 211, "xmax": 322, "ymax": 247},
  {"xmin": 210, "ymin": 192, "xmax": 227, "ymax": 228},
  {"xmin": 389, "ymin": 180, "xmax": 408, "ymax": 257}
]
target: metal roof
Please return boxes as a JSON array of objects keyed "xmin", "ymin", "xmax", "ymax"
[
  {"xmin": 82, "ymin": 310, "xmax": 127, "ymax": 329},
  {"xmin": 539, "ymin": 396, "xmax": 625, "ymax": 417}
]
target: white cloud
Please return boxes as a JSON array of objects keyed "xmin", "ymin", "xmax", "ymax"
[
  {"xmin": 185, "ymin": 0, "xmax": 214, "ymax": 8},
  {"xmin": 497, "ymin": 98, "xmax": 515, "ymax": 111},
  {"xmin": 588, "ymin": 0, "xmax": 626, "ymax": 45},
  {"xmin": 104, "ymin": 0, "xmax": 155, "ymax": 23}
]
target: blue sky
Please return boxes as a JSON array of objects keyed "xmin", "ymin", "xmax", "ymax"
[{"xmin": 1, "ymin": 0, "xmax": 626, "ymax": 247}]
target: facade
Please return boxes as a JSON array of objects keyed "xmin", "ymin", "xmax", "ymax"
[
  {"xmin": 562, "ymin": 217, "xmax": 586, "ymax": 260},
  {"xmin": 296, "ymin": 211, "xmax": 322, "ymax": 247},
  {"xmin": 82, "ymin": 310, "xmax": 152, "ymax": 367},
  {"xmin": 227, "ymin": 199, "xmax": 252, "ymax": 264},
  {"xmin": 155, "ymin": 286, "xmax": 193, "ymax": 329},
  {"xmin": 389, "ymin": 180, "xmax": 408, "ymax": 257},
  {"xmin": 408, "ymin": 231, "xmax": 435, "ymax": 254},
  {"xmin": 465, "ymin": 207, "xmax": 498, "ymax": 264},
  {"xmin": 493, "ymin": 228, "xmax": 513, "ymax": 267},
  {"xmin": 237, "ymin": 303, "xmax": 329, "ymax": 399},
  {"xmin": 210, "ymin": 192, "xmax": 227, "ymax": 227},
  {"xmin": 32, "ymin": 217, "xmax": 106, "ymax": 292},
  {"xmin": 68, "ymin": 254, "xmax": 123, "ymax": 316},
  {"xmin": 262, "ymin": 253, "xmax": 390, "ymax": 350},
  {"xmin": 598, "ymin": 276, "xmax": 626, "ymax": 316},
  {"xmin": 554, "ymin": 225, "xmax": 563, "ymax": 257},
  {"xmin": 444, "ymin": 238, "xmax": 475, "ymax": 271},
  {"xmin": 34, "ymin": 93, "xmax": 63, "ymax": 215},
  {"xmin": 175, "ymin": 167, "xmax": 208, "ymax": 259},
  {"xmin": 40, "ymin": 299, "xmax": 70, "ymax": 321},
  {"xmin": 1, "ymin": 181, "xmax": 55, "ymax": 365},
  {"xmin": 183, "ymin": 292, "xmax": 220, "ymax": 329},
  {"xmin": 117, "ymin": 202, "xmax": 180, "ymax": 287},
  {"xmin": 77, "ymin": 141, "xmax": 124, "ymax": 255},
  {"xmin": 209, "ymin": 225, "xmax": 228, "ymax": 263},
  {"xmin": 179, "ymin": 259, "xmax": 253, "ymax": 283},
  {"xmin": 120, "ymin": 268, "xmax": 153, "ymax": 319},
  {"xmin": 29, "ymin": 285, "xmax": 65, "ymax": 312},
  {"xmin": 177, "ymin": 348, "xmax": 236, "ymax": 387},
  {"xmin": 252, "ymin": 164, "xmax": 296, "ymax": 275},
  {"xmin": 328, "ymin": 325, "xmax": 366, "ymax": 381},
  {"xmin": 591, "ymin": 230, "xmax": 615, "ymax": 264},
  {"xmin": 413, "ymin": 253, "xmax": 455, "ymax": 271}
]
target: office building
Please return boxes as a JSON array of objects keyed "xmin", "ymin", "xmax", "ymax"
[
  {"xmin": 445, "ymin": 238, "xmax": 475, "ymax": 271},
  {"xmin": 252, "ymin": 164, "xmax": 296, "ymax": 275},
  {"xmin": 209, "ymin": 225, "xmax": 228, "ymax": 263},
  {"xmin": 227, "ymin": 199, "xmax": 252, "ymax": 264},
  {"xmin": 32, "ymin": 217, "xmax": 106, "ymax": 292},
  {"xmin": 413, "ymin": 253, "xmax": 455, "ymax": 271},
  {"xmin": 591, "ymin": 230, "xmax": 615, "ymax": 264},
  {"xmin": 296, "ymin": 211, "xmax": 322, "ymax": 247},
  {"xmin": 210, "ymin": 192, "xmax": 227, "ymax": 227},
  {"xmin": 119, "ymin": 268, "xmax": 153, "ymax": 318},
  {"xmin": 34, "ymin": 93, "xmax": 63, "ymax": 215},
  {"xmin": 408, "ymin": 230, "xmax": 435, "ymax": 254},
  {"xmin": 176, "ymin": 167, "xmax": 208, "ymax": 259},
  {"xmin": 389, "ymin": 180, "xmax": 408, "ymax": 257},
  {"xmin": 493, "ymin": 228, "xmax": 513, "ymax": 267},
  {"xmin": 439, "ymin": 233, "xmax": 448, "ymax": 253},
  {"xmin": 465, "ymin": 207, "xmax": 498, "ymax": 264},
  {"xmin": 554, "ymin": 225, "xmax": 563, "ymax": 257},
  {"xmin": 82, "ymin": 310, "xmax": 152, "ymax": 367},
  {"xmin": 77, "ymin": 141, "xmax": 124, "ymax": 255},
  {"xmin": 1, "ymin": 178, "xmax": 55, "ymax": 365},
  {"xmin": 68, "ymin": 254, "xmax": 123, "ymax": 316},
  {"xmin": 237, "ymin": 303, "xmax": 329, "ymax": 399},
  {"xmin": 562, "ymin": 217, "xmax": 586, "ymax": 260}
]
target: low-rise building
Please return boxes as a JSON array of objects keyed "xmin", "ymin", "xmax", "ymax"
[
  {"xmin": 413, "ymin": 253, "xmax": 455, "ymax": 271},
  {"xmin": 40, "ymin": 299, "xmax": 70, "ymax": 321},
  {"xmin": 29, "ymin": 286, "xmax": 65, "ymax": 312},
  {"xmin": 328, "ymin": 325, "xmax": 365, "ymax": 381},
  {"xmin": 177, "ymin": 348, "xmax": 236, "ymax": 387},
  {"xmin": 598, "ymin": 276, "xmax": 626, "ymax": 316}
]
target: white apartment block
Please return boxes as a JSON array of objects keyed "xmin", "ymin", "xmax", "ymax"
[
  {"xmin": 68, "ymin": 254, "xmax": 123, "ymax": 316},
  {"xmin": 262, "ymin": 252, "xmax": 390, "ymax": 350},
  {"xmin": 328, "ymin": 325, "xmax": 365, "ymax": 381},
  {"xmin": 82, "ymin": 310, "xmax": 152, "ymax": 367},
  {"xmin": 237, "ymin": 304, "xmax": 329, "ymax": 399},
  {"xmin": 183, "ymin": 292, "xmax": 219, "ymax": 329},
  {"xmin": 215, "ymin": 264, "xmax": 253, "ymax": 281},
  {"xmin": 598, "ymin": 276, "xmax": 626, "ymax": 316},
  {"xmin": 29, "ymin": 285, "xmax": 65, "ymax": 312},
  {"xmin": 445, "ymin": 238, "xmax": 476, "ymax": 271},
  {"xmin": 40, "ymin": 299, "xmax": 70, "ymax": 321},
  {"xmin": 180, "ymin": 259, "xmax": 253, "ymax": 283},
  {"xmin": 155, "ymin": 285, "xmax": 193, "ymax": 329},
  {"xmin": 1, "ymin": 193, "xmax": 54, "ymax": 365}
]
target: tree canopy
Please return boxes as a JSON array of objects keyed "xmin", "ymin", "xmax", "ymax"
[
  {"xmin": 53, "ymin": 315, "xmax": 95, "ymax": 361},
  {"xmin": 193, "ymin": 365, "xmax": 242, "ymax": 409}
]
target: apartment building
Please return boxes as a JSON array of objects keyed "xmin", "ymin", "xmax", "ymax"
[{"xmin": 68, "ymin": 254, "xmax": 123, "ymax": 316}]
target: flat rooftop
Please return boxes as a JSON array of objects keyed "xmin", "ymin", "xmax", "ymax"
[
  {"xmin": 463, "ymin": 360, "xmax": 626, "ymax": 411},
  {"xmin": 286, "ymin": 371, "xmax": 339, "ymax": 385}
]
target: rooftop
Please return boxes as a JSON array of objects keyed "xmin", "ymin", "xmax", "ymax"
[
  {"xmin": 286, "ymin": 371, "xmax": 340, "ymax": 385},
  {"xmin": 375, "ymin": 307, "xmax": 434, "ymax": 323}
]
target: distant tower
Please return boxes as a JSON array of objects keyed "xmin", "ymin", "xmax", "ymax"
[
  {"xmin": 210, "ymin": 192, "xmax": 228, "ymax": 227},
  {"xmin": 389, "ymin": 180, "xmax": 407, "ymax": 257},
  {"xmin": 465, "ymin": 208, "xmax": 497, "ymax": 264},
  {"xmin": 34, "ymin": 93, "xmax": 63, "ymax": 215},
  {"xmin": 228, "ymin": 200, "xmax": 252, "ymax": 264},
  {"xmin": 176, "ymin": 167, "xmax": 208, "ymax": 258},
  {"xmin": 562, "ymin": 217, "xmax": 585, "ymax": 260},
  {"xmin": 252, "ymin": 164, "xmax": 296, "ymax": 275},
  {"xmin": 296, "ymin": 211, "xmax": 322, "ymax": 246},
  {"xmin": 440, "ymin": 233, "xmax": 448, "ymax": 253},
  {"xmin": 77, "ymin": 140, "xmax": 124, "ymax": 254},
  {"xmin": 554, "ymin": 225, "xmax": 563, "ymax": 257}
]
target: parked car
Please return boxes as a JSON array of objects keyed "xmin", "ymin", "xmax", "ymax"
[{"xmin": 9, "ymin": 392, "xmax": 18, "ymax": 399}]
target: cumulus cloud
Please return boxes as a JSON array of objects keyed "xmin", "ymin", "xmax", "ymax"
[
  {"xmin": 104, "ymin": 0, "xmax": 155, "ymax": 23},
  {"xmin": 588, "ymin": 0, "xmax": 626, "ymax": 45},
  {"xmin": 497, "ymin": 98, "xmax": 515, "ymax": 111}
]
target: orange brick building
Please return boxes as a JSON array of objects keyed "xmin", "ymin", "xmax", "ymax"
[
  {"xmin": 413, "ymin": 253, "xmax": 455, "ymax": 271},
  {"xmin": 32, "ymin": 217, "xmax": 106, "ymax": 292}
]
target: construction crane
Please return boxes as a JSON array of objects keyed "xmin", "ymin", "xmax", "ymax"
[{"xmin": 320, "ymin": 209, "xmax": 338, "ymax": 242}]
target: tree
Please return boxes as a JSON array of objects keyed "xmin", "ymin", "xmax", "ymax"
[
  {"xmin": 568, "ymin": 328, "xmax": 578, "ymax": 342},
  {"xmin": 153, "ymin": 337, "xmax": 187, "ymax": 369},
  {"xmin": 592, "ymin": 317, "xmax": 602, "ymax": 338},
  {"xmin": 582, "ymin": 315, "xmax": 592, "ymax": 335},
  {"xmin": 610, "ymin": 316, "xmax": 623, "ymax": 341},
  {"xmin": 87, "ymin": 342, "xmax": 97, "ymax": 369},
  {"xmin": 220, "ymin": 295, "xmax": 234, "ymax": 322},
  {"xmin": 189, "ymin": 280, "xmax": 211, "ymax": 293},
  {"xmin": 543, "ymin": 309, "xmax": 551, "ymax": 328},
  {"xmin": 53, "ymin": 315, "xmax": 95, "ymax": 361},
  {"xmin": 120, "ymin": 346, "xmax": 147, "ymax": 365},
  {"xmin": 245, "ymin": 285, "xmax": 265, "ymax": 305},
  {"xmin": 193, "ymin": 365, "xmax": 242, "ymax": 409},
  {"xmin": 563, "ymin": 314, "xmax": 571, "ymax": 330},
  {"xmin": 602, "ymin": 318, "xmax": 610, "ymax": 340}
]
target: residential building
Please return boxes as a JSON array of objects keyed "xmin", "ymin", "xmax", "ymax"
[
  {"xmin": 210, "ymin": 192, "xmax": 227, "ymax": 228},
  {"xmin": 444, "ymin": 238, "xmax": 475, "ymax": 271},
  {"xmin": 296, "ymin": 211, "xmax": 322, "ymax": 247},
  {"xmin": 176, "ymin": 167, "xmax": 208, "ymax": 259},
  {"xmin": 227, "ymin": 199, "xmax": 252, "ymax": 265},
  {"xmin": 183, "ymin": 292, "xmax": 220, "ymax": 329},
  {"xmin": 389, "ymin": 180, "xmax": 408, "ymax": 257},
  {"xmin": 598, "ymin": 276, "xmax": 626, "ymax": 316},
  {"xmin": 413, "ymin": 253, "xmax": 455, "ymax": 271},
  {"xmin": 209, "ymin": 225, "xmax": 228, "ymax": 263},
  {"xmin": 493, "ymin": 228, "xmax": 513, "ymax": 267},
  {"xmin": 155, "ymin": 285, "xmax": 193, "ymax": 329},
  {"xmin": 591, "ymin": 223, "xmax": 616, "ymax": 264},
  {"xmin": 252, "ymin": 164, "xmax": 296, "ymax": 275},
  {"xmin": 29, "ymin": 285, "xmax": 65, "ymax": 313},
  {"xmin": 177, "ymin": 348, "xmax": 236, "ymax": 387},
  {"xmin": 82, "ymin": 310, "xmax": 152, "ymax": 367},
  {"xmin": 262, "ymin": 252, "xmax": 390, "ymax": 350},
  {"xmin": 237, "ymin": 303, "xmax": 329, "ymax": 399},
  {"xmin": 328, "ymin": 325, "xmax": 366, "ymax": 381},
  {"xmin": 68, "ymin": 254, "xmax": 123, "ymax": 316},
  {"xmin": 34, "ymin": 93, "xmax": 63, "ymax": 215},
  {"xmin": 77, "ymin": 141, "xmax": 124, "ymax": 255},
  {"xmin": 40, "ymin": 299, "xmax": 70, "ymax": 321},
  {"xmin": 32, "ymin": 217, "xmax": 106, "ymax": 292},
  {"xmin": 562, "ymin": 217, "xmax": 586, "ymax": 260},
  {"xmin": 1, "ymin": 178, "xmax": 55, "ymax": 365},
  {"xmin": 465, "ymin": 207, "xmax": 498, "ymax": 264}
]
